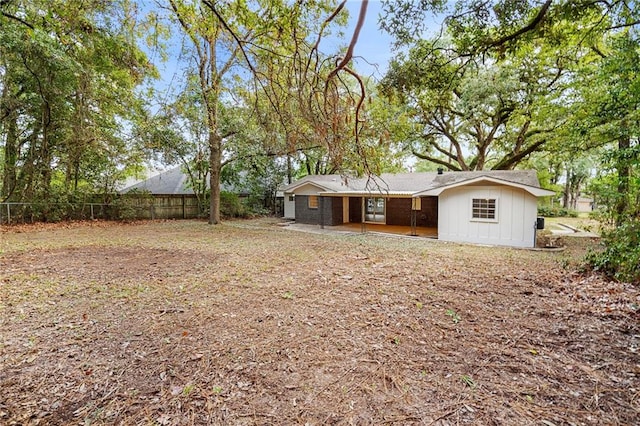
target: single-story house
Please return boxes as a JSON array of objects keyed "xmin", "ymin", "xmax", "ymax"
[
  {"xmin": 576, "ymin": 196, "xmax": 595, "ymax": 212},
  {"xmin": 281, "ymin": 170, "xmax": 555, "ymax": 248},
  {"xmin": 119, "ymin": 167, "xmax": 207, "ymax": 219}
]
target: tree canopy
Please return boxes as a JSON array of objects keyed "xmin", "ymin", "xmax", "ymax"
[{"xmin": 1, "ymin": 0, "xmax": 155, "ymax": 215}]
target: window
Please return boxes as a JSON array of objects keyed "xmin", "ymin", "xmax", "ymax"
[
  {"xmin": 308, "ymin": 195, "xmax": 319, "ymax": 209},
  {"xmin": 472, "ymin": 198, "xmax": 496, "ymax": 220}
]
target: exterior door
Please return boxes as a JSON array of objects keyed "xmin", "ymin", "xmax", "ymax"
[{"xmin": 364, "ymin": 197, "xmax": 385, "ymax": 223}]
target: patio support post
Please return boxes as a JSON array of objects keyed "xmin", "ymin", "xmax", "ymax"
[
  {"xmin": 411, "ymin": 209, "xmax": 417, "ymax": 236},
  {"xmin": 360, "ymin": 197, "xmax": 366, "ymax": 234},
  {"xmin": 319, "ymin": 196, "xmax": 324, "ymax": 229}
]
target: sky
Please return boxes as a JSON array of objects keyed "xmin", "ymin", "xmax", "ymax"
[
  {"xmin": 320, "ymin": 1, "xmax": 444, "ymax": 78},
  {"xmin": 138, "ymin": 0, "xmax": 414, "ymax": 175},
  {"xmin": 148, "ymin": 0, "xmax": 400, "ymax": 98},
  {"xmin": 328, "ymin": 1, "xmax": 397, "ymax": 79}
]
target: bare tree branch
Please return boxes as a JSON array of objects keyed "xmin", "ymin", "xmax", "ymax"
[
  {"xmin": 1, "ymin": 11, "xmax": 34, "ymax": 29},
  {"xmin": 485, "ymin": 0, "xmax": 553, "ymax": 49}
]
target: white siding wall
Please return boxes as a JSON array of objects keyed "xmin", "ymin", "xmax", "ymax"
[
  {"xmin": 283, "ymin": 193, "xmax": 295, "ymax": 219},
  {"xmin": 438, "ymin": 185, "xmax": 538, "ymax": 248}
]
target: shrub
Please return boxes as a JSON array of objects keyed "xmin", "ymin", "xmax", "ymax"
[
  {"xmin": 220, "ymin": 191, "xmax": 248, "ymax": 218},
  {"xmin": 585, "ymin": 219, "xmax": 640, "ymax": 283},
  {"xmin": 110, "ymin": 197, "xmax": 140, "ymax": 220},
  {"xmin": 244, "ymin": 195, "xmax": 271, "ymax": 216},
  {"xmin": 588, "ymin": 210, "xmax": 601, "ymax": 220},
  {"xmin": 538, "ymin": 206, "xmax": 578, "ymax": 217},
  {"xmin": 110, "ymin": 191, "xmax": 154, "ymax": 221}
]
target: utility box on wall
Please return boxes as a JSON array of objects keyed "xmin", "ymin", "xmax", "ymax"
[{"xmin": 536, "ymin": 217, "xmax": 545, "ymax": 230}]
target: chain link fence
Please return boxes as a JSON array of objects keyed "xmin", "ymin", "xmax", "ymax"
[{"xmin": 0, "ymin": 195, "xmax": 205, "ymax": 225}]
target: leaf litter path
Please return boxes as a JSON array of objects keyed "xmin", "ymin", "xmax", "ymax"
[{"xmin": 0, "ymin": 219, "xmax": 638, "ymax": 425}]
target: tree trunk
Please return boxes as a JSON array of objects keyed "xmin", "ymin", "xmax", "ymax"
[
  {"xmin": 1, "ymin": 102, "xmax": 18, "ymax": 200},
  {"xmin": 562, "ymin": 168, "xmax": 570, "ymax": 209},
  {"xmin": 39, "ymin": 100, "xmax": 54, "ymax": 221},
  {"xmin": 616, "ymin": 135, "xmax": 630, "ymax": 225},
  {"xmin": 208, "ymin": 132, "xmax": 222, "ymax": 224}
]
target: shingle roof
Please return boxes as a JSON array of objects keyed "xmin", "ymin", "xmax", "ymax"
[
  {"xmin": 281, "ymin": 170, "xmax": 545, "ymax": 195},
  {"xmin": 122, "ymin": 167, "xmax": 194, "ymax": 195},
  {"xmin": 121, "ymin": 167, "xmax": 246, "ymax": 195}
]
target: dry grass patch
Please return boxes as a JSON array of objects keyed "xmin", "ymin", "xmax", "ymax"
[{"xmin": 1, "ymin": 219, "xmax": 638, "ymax": 425}]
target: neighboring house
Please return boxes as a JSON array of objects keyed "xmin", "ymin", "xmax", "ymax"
[
  {"xmin": 123, "ymin": 167, "xmax": 198, "ymax": 195},
  {"xmin": 119, "ymin": 167, "xmax": 205, "ymax": 219},
  {"xmin": 281, "ymin": 170, "xmax": 555, "ymax": 248},
  {"xmin": 120, "ymin": 167, "xmax": 249, "ymax": 219},
  {"xmin": 576, "ymin": 196, "xmax": 595, "ymax": 212}
]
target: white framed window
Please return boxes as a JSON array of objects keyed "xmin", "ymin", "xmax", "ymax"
[{"xmin": 472, "ymin": 198, "xmax": 497, "ymax": 221}]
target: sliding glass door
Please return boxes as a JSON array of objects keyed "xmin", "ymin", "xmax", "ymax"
[{"xmin": 364, "ymin": 197, "xmax": 385, "ymax": 223}]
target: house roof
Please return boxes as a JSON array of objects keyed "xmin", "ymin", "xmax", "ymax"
[
  {"xmin": 414, "ymin": 174, "xmax": 556, "ymax": 197},
  {"xmin": 122, "ymin": 167, "xmax": 195, "ymax": 195},
  {"xmin": 121, "ymin": 167, "xmax": 246, "ymax": 195},
  {"xmin": 281, "ymin": 170, "xmax": 555, "ymax": 197}
]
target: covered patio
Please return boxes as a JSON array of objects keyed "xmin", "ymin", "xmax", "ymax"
[{"xmin": 330, "ymin": 223, "xmax": 438, "ymax": 238}]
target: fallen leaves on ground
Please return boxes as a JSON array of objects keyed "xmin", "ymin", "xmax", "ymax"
[{"xmin": 0, "ymin": 218, "xmax": 638, "ymax": 425}]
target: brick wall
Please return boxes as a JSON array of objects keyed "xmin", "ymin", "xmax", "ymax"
[
  {"xmin": 295, "ymin": 196, "xmax": 343, "ymax": 226},
  {"xmin": 326, "ymin": 197, "xmax": 343, "ymax": 226},
  {"xmin": 295, "ymin": 195, "xmax": 320, "ymax": 224},
  {"xmin": 386, "ymin": 198, "xmax": 412, "ymax": 226},
  {"xmin": 416, "ymin": 196, "xmax": 438, "ymax": 227}
]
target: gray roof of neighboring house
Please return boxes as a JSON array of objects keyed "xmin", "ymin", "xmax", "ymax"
[
  {"xmin": 121, "ymin": 167, "xmax": 245, "ymax": 195},
  {"xmin": 122, "ymin": 167, "xmax": 195, "ymax": 195},
  {"xmin": 281, "ymin": 170, "xmax": 548, "ymax": 195}
]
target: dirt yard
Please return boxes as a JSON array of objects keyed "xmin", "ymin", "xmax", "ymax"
[{"xmin": 0, "ymin": 219, "xmax": 638, "ymax": 425}]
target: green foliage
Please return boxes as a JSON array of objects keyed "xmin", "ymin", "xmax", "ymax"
[
  {"xmin": 221, "ymin": 154, "xmax": 287, "ymax": 216},
  {"xmin": 163, "ymin": 0, "xmax": 351, "ymax": 224},
  {"xmin": 460, "ymin": 375, "xmax": 475, "ymax": 388},
  {"xmin": 537, "ymin": 206, "xmax": 578, "ymax": 218},
  {"xmin": 586, "ymin": 220, "xmax": 640, "ymax": 284},
  {"xmin": 445, "ymin": 309, "xmax": 461, "ymax": 324},
  {"xmin": 111, "ymin": 191, "xmax": 154, "ymax": 221},
  {"xmin": 584, "ymin": 143, "xmax": 639, "ymax": 283},
  {"xmin": 380, "ymin": 32, "xmax": 573, "ymax": 171},
  {"xmin": 219, "ymin": 191, "xmax": 248, "ymax": 219},
  {"xmin": 565, "ymin": 32, "xmax": 640, "ymax": 282},
  {"xmin": 380, "ymin": 1, "xmax": 637, "ymax": 53},
  {"xmin": 0, "ymin": 0, "xmax": 154, "ymax": 205},
  {"xmin": 281, "ymin": 291, "xmax": 294, "ymax": 300}
]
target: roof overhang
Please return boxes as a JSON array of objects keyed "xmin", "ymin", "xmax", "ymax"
[
  {"xmin": 318, "ymin": 191, "xmax": 415, "ymax": 198},
  {"xmin": 283, "ymin": 181, "xmax": 336, "ymax": 193},
  {"xmin": 413, "ymin": 176, "xmax": 556, "ymax": 197}
]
